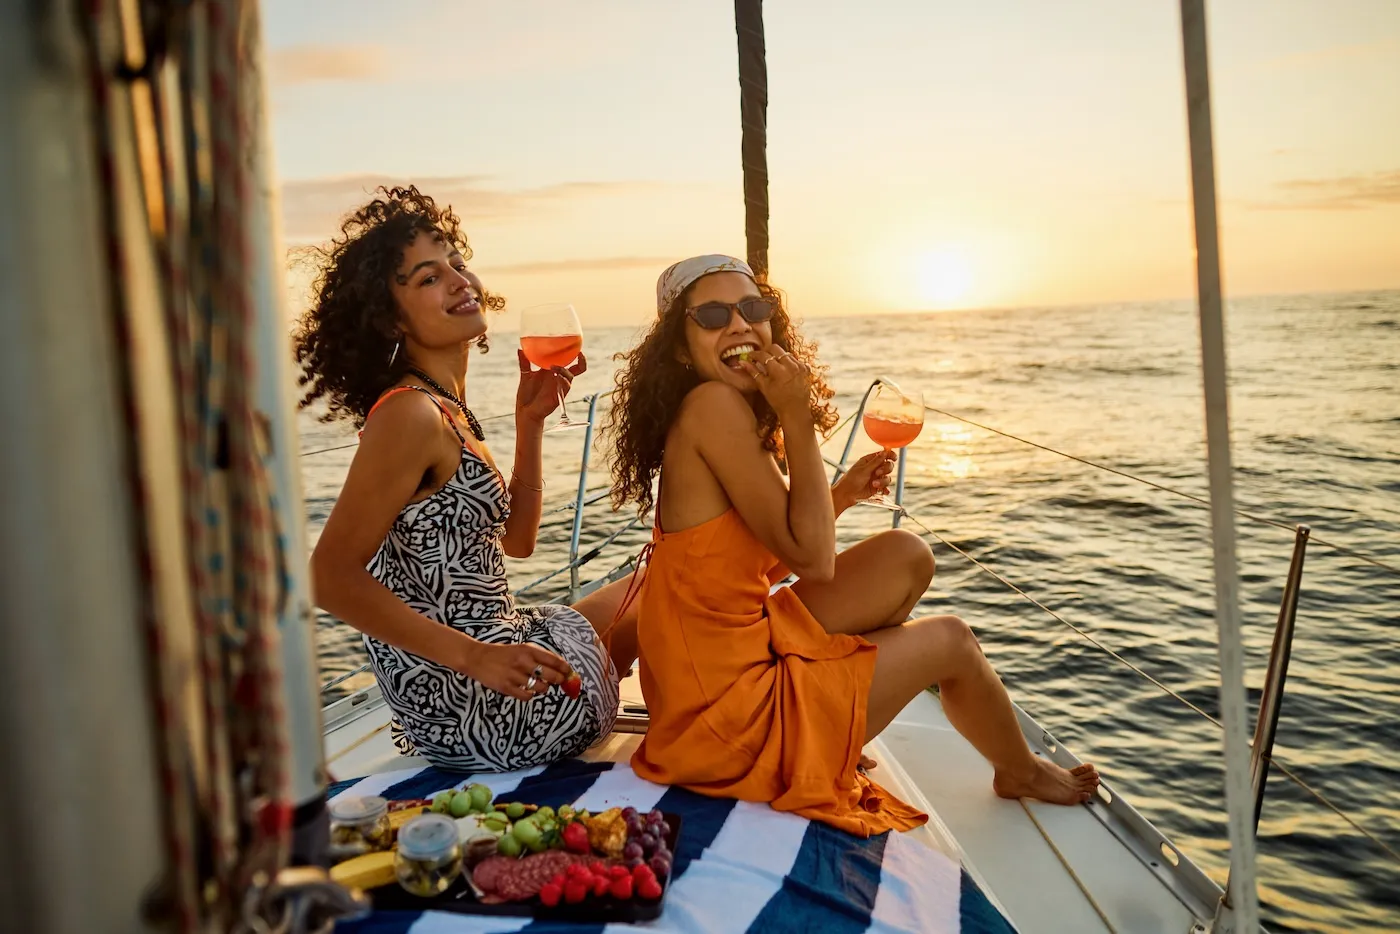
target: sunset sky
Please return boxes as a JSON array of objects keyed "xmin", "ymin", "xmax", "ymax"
[{"xmin": 266, "ymin": 0, "xmax": 1400, "ymax": 327}]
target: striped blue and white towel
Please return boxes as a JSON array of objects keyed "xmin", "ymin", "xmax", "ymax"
[{"xmin": 330, "ymin": 758, "xmax": 1015, "ymax": 934}]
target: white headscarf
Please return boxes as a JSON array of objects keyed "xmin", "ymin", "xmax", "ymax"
[{"xmin": 655, "ymin": 254, "xmax": 756, "ymax": 315}]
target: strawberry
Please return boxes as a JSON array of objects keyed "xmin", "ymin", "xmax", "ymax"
[
  {"xmin": 592, "ymin": 875, "xmax": 612, "ymax": 897},
  {"xmin": 539, "ymin": 883, "xmax": 562, "ymax": 907},
  {"xmin": 561, "ymin": 821, "xmax": 591, "ymax": 854},
  {"xmin": 637, "ymin": 876, "xmax": 663, "ymax": 900},
  {"xmin": 562, "ymin": 670, "xmax": 583, "ymax": 700},
  {"xmin": 563, "ymin": 880, "xmax": 588, "ymax": 904},
  {"xmin": 610, "ymin": 875, "xmax": 634, "ymax": 900}
]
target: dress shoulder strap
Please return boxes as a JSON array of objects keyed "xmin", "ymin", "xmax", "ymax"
[{"xmin": 360, "ymin": 386, "xmax": 467, "ymax": 446}]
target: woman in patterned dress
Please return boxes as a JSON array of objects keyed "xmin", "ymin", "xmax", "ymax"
[{"xmin": 294, "ymin": 186, "xmax": 635, "ymax": 771}]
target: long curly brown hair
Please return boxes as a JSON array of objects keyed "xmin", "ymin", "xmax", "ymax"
[
  {"xmin": 606, "ymin": 279, "xmax": 837, "ymax": 517},
  {"xmin": 291, "ymin": 185, "xmax": 505, "ymax": 427}
]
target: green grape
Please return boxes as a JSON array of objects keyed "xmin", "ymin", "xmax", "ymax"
[{"xmin": 467, "ymin": 783, "xmax": 493, "ymax": 812}]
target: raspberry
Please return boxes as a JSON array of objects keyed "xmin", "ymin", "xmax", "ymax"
[
  {"xmin": 563, "ymin": 880, "xmax": 588, "ymax": 904},
  {"xmin": 637, "ymin": 876, "xmax": 663, "ymax": 900},
  {"xmin": 539, "ymin": 883, "xmax": 562, "ymax": 907},
  {"xmin": 609, "ymin": 875, "xmax": 634, "ymax": 900}
]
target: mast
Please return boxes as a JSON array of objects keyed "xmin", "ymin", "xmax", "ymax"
[
  {"xmin": 734, "ymin": 0, "xmax": 770, "ymax": 280},
  {"xmin": 1177, "ymin": 1, "xmax": 1260, "ymax": 929},
  {"xmin": 233, "ymin": 0, "xmax": 330, "ymax": 861}
]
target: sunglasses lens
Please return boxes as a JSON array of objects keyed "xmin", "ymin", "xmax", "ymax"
[
  {"xmin": 739, "ymin": 299, "xmax": 774, "ymax": 323},
  {"xmin": 692, "ymin": 303, "xmax": 732, "ymax": 329}
]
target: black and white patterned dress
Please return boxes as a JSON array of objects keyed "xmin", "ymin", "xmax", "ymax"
[{"xmin": 364, "ymin": 389, "xmax": 617, "ymax": 771}]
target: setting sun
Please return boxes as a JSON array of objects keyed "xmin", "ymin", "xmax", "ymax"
[{"xmin": 916, "ymin": 249, "xmax": 974, "ymax": 308}]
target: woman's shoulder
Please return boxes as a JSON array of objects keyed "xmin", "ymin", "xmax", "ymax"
[
  {"xmin": 360, "ymin": 386, "xmax": 449, "ymax": 445},
  {"xmin": 677, "ymin": 381, "xmax": 757, "ymax": 427}
]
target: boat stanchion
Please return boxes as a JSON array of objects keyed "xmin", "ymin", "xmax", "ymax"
[
  {"xmin": 1218, "ymin": 524, "xmax": 1309, "ymax": 925},
  {"xmin": 567, "ymin": 393, "xmax": 602, "ymax": 602},
  {"xmin": 891, "ymin": 446, "xmax": 908, "ymax": 529},
  {"xmin": 834, "ymin": 378, "xmax": 882, "ymax": 482}
]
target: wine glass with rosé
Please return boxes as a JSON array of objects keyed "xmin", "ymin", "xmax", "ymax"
[
  {"xmin": 519, "ymin": 302, "xmax": 586, "ymax": 432},
  {"xmin": 860, "ymin": 380, "xmax": 925, "ymax": 510}
]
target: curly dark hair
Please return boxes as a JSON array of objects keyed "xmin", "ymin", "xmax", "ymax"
[
  {"xmin": 606, "ymin": 280, "xmax": 837, "ymax": 517},
  {"xmin": 291, "ymin": 185, "xmax": 506, "ymax": 427}
]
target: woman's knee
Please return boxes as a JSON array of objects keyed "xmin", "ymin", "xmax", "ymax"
[
  {"xmin": 873, "ymin": 529, "xmax": 935, "ymax": 591},
  {"xmin": 924, "ymin": 614, "xmax": 979, "ymax": 659}
]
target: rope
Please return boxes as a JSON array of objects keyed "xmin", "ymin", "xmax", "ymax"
[
  {"xmin": 81, "ymin": 4, "xmax": 200, "ymax": 928},
  {"xmin": 1018, "ymin": 800, "xmax": 1118, "ymax": 933},
  {"xmin": 1264, "ymin": 757, "xmax": 1400, "ymax": 865},
  {"xmin": 923, "ymin": 405, "xmax": 1400, "ymax": 577},
  {"xmin": 901, "ymin": 513, "xmax": 1226, "ymax": 729},
  {"xmin": 326, "ymin": 719, "xmax": 393, "ymax": 766},
  {"xmin": 299, "ymin": 406, "xmax": 515, "ymax": 458},
  {"xmin": 515, "ymin": 515, "xmax": 644, "ymax": 598},
  {"xmin": 901, "ymin": 510, "xmax": 1400, "ymax": 868}
]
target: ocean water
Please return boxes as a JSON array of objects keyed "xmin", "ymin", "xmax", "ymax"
[{"xmin": 300, "ymin": 290, "xmax": 1400, "ymax": 932}]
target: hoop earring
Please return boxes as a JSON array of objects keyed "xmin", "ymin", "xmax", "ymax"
[
  {"xmin": 475, "ymin": 334, "xmax": 490, "ymax": 354},
  {"xmin": 388, "ymin": 339, "xmax": 401, "ymax": 367}
]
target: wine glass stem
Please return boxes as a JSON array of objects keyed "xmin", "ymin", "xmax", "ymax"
[{"xmin": 556, "ymin": 385, "xmax": 571, "ymax": 425}]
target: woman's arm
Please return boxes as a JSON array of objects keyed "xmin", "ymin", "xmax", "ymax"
[
  {"xmin": 500, "ymin": 350, "xmax": 585, "ymax": 557},
  {"xmin": 311, "ymin": 394, "xmax": 477, "ymax": 666},
  {"xmin": 762, "ymin": 450, "xmax": 894, "ymax": 583},
  {"xmin": 311, "ymin": 394, "xmax": 568, "ymax": 699},
  {"xmin": 683, "ymin": 369, "xmax": 837, "ymax": 581},
  {"xmin": 500, "ymin": 414, "xmax": 545, "ymax": 557}
]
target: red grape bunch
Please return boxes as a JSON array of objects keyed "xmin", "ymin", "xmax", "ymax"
[{"xmin": 620, "ymin": 807, "xmax": 673, "ymax": 880}]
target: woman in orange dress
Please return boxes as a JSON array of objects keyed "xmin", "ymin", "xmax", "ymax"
[{"xmin": 605, "ymin": 255, "xmax": 1099, "ymax": 835}]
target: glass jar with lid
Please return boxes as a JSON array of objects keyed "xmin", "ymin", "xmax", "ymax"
[
  {"xmin": 395, "ymin": 813, "xmax": 463, "ymax": 897},
  {"xmin": 328, "ymin": 795, "xmax": 391, "ymax": 861}
]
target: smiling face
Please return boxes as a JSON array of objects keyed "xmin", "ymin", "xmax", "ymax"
[
  {"xmin": 388, "ymin": 229, "xmax": 486, "ymax": 353},
  {"xmin": 680, "ymin": 271, "xmax": 773, "ymax": 395}
]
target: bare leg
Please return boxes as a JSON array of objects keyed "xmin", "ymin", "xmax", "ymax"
[
  {"xmin": 790, "ymin": 529, "xmax": 934, "ymax": 636},
  {"xmin": 571, "ymin": 577, "xmax": 640, "ymax": 680},
  {"xmin": 864, "ymin": 615, "xmax": 1100, "ymax": 805}
]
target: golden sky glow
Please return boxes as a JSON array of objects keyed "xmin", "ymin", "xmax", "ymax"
[{"xmin": 268, "ymin": 1, "xmax": 1400, "ymax": 326}]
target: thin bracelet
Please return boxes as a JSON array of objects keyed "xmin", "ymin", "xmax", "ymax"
[{"xmin": 510, "ymin": 471, "xmax": 544, "ymax": 492}]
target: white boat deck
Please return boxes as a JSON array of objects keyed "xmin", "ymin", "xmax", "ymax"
[{"xmin": 324, "ymin": 672, "xmax": 1218, "ymax": 934}]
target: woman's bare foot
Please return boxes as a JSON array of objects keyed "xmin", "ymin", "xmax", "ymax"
[
  {"xmin": 858, "ymin": 754, "xmax": 878, "ymax": 772},
  {"xmin": 993, "ymin": 759, "xmax": 1099, "ymax": 805}
]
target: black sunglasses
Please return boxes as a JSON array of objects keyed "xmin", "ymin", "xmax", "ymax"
[
  {"xmin": 685, "ymin": 297, "xmax": 775, "ymax": 330},
  {"xmin": 680, "ymin": 299, "xmax": 772, "ymax": 331}
]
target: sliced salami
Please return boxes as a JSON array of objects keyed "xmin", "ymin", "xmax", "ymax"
[
  {"xmin": 478, "ymin": 851, "xmax": 587, "ymax": 901},
  {"xmin": 471, "ymin": 856, "xmax": 512, "ymax": 893}
]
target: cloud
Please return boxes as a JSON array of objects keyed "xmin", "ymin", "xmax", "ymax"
[
  {"xmin": 269, "ymin": 44, "xmax": 388, "ymax": 86},
  {"xmin": 279, "ymin": 174, "xmax": 690, "ymax": 242},
  {"xmin": 477, "ymin": 256, "xmax": 676, "ymax": 276},
  {"xmin": 1246, "ymin": 171, "xmax": 1400, "ymax": 212}
]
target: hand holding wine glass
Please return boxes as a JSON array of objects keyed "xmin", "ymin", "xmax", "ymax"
[
  {"xmin": 860, "ymin": 380, "xmax": 924, "ymax": 511},
  {"xmin": 519, "ymin": 303, "xmax": 586, "ymax": 432}
]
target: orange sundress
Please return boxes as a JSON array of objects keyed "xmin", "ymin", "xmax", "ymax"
[{"xmin": 628, "ymin": 506, "xmax": 928, "ymax": 836}]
